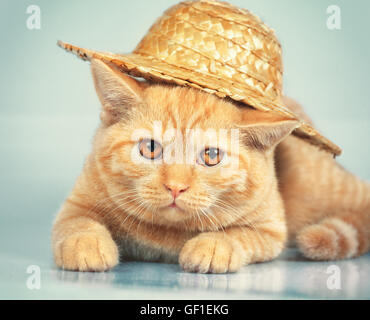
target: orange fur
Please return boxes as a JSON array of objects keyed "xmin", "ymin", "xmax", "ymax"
[{"xmin": 52, "ymin": 60, "xmax": 370, "ymax": 273}]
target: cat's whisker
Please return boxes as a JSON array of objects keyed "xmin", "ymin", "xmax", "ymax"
[
  {"xmin": 213, "ymin": 198, "xmax": 246, "ymax": 221},
  {"xmin": 102, "ymin": 195, "xmax": 141, "ymax": 219},
  {"xmin": 211, "ymin": 200, "xmax": 249, "ymax": 229},
  {"xmin": 113, "ymin": 198, "xmax": 146, "ymax": 224},
  {"xmin": 84, "ymin": 191, "xmax": 127, "ymax": 217},
  {"xmin": 198, "ymin": 207, "xmax": 220, "ymax": 232},
  {"xmin": 121, "ymin": 200, "xmax": 150, "ymax": 238},
  {"xmin": 125, "ymin": 201, "xmax": 149, "ymax": 237},
  {"xmin": 87, "ymin": 190, "xmax": 139, "ymax": 220},
  {"xmin": 135, "ymin": 201, "xmax": 155, "ymax": 238},
  {"xmin": 206, "ymin": 207, "xmax": 227, "ymax": 235},
  {"xmin": 194, "ymin": 208, "xmax": 205, "ymax": 232},
  {"xmin": 100, "ymin": 194, "xmax": 146, "ymax": 228}
]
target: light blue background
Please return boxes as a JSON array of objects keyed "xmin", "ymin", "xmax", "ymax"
[{"xmin": 0, "ymin": 0, "xmax": 369, "ymax": 299}]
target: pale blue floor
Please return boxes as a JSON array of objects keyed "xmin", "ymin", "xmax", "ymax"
[{"xmin": 0, "ymin": 219, "xmax": 369, "ymax": 300}]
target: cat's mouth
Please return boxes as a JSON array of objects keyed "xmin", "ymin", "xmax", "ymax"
[
  {"xmin": 167, "ymin": 200, "xmax": 185, "ymax": 212},
  {"xmin": 169, "ymin": 202, "xmax": 177, "ymax": 208}
]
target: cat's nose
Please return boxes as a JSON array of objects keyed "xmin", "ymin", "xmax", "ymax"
[{"xmin": 164, "ymin": 182, "xmax": 189, "ymax": 199}]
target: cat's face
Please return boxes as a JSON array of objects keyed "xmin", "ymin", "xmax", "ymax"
[{"xmin": 91, "ymin": 60, "xmax": 298, "ymax": 230}]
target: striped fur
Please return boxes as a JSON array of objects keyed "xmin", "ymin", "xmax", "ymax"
[
  {"xmin": 278, "ymin": 97, "xmax": 370, "ymax": 260},
  {"xmin": 51, "ymin": 60, "xmax": 370, "ymax": 273}
]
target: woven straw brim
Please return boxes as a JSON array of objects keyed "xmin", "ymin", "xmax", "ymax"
[{"xmin": 58, "ymin": 41, "xmax": 342, "ymax": 156}]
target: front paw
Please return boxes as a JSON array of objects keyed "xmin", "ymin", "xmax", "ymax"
[
  {"xmin": 54, "ymin": 232, "xmax": 119, "ymax": 272},
  {"xmin": 179, "ymin": 233, "xmax": 246, "ymax": 273}
]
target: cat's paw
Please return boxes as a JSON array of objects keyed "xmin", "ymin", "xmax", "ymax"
[
  {"xmin": 54, "ymin": 232, "xmax": 119, "ymax": 271},
  {"xmin": 179, "ymin": 233, "xmax": 245, "ymax": 273}
]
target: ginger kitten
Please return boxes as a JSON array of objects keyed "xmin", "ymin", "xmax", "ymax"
[{"xmin": 52, "ymin": 60, "xmax": 370, "ymax": 273}]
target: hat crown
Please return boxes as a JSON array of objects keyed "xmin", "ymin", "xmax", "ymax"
[{"xmin": 133, "ymin": 0, "xmax": 283, "ymax": 100}]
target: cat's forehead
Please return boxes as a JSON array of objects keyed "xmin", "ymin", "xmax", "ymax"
[{"xmin": 142, "ymin": 85, "xmax": 238, "ymax": 130}]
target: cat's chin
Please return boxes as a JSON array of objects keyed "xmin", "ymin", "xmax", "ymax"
[{"xmin": 157, "ymin": 206, "xmax": 189, "ymax": 223}]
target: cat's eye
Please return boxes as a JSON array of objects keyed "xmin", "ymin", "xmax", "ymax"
[
  {"xmin": 199, "ymin": 147, "xmax": 224, "ymax": 167},
  {"xmin": 138, "ymin": 139, "xmax": 163, "ymax": 160}
]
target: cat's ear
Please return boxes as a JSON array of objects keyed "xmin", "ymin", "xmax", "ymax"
[
  {"xmin": 90, "ymin": 59, "xmax": 144, "ymax": 126},
  {"xmin": 238, "ymin": 109, "xmax": 300, "ymax": 151}
]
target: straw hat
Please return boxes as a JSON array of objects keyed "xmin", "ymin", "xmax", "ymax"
[{"xmin": 58, "ymin": 0, "xmax": 341, "ymax": 156}]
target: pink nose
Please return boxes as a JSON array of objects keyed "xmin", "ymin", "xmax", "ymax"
[{"xmin": 164, "ymin": 182, "xmax": 189, "ymax": 199}]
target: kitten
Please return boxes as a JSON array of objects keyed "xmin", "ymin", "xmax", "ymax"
[{"xmin": 52, "ymin": 59, "xmax": 370, "ymax": 273}]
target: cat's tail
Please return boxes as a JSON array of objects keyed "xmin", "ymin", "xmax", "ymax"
[{"xmin": 296, "ymin": 180, "xmax": 370, "ymax": 260}]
